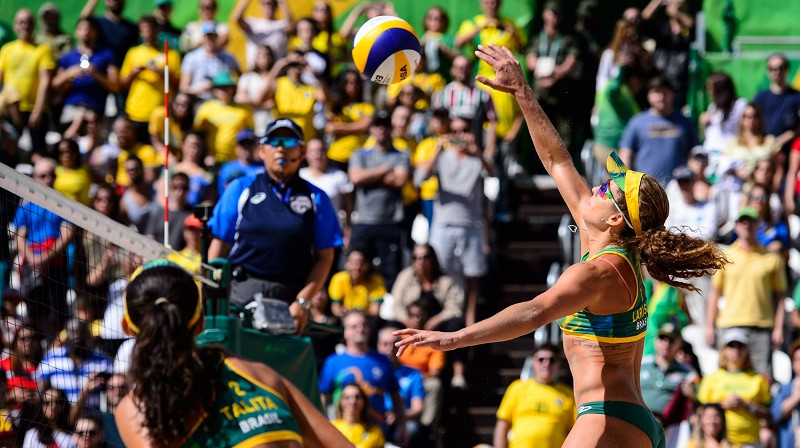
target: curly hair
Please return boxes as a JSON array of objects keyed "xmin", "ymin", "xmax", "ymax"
[
  {"xmin": 125, "ymin": 265, "xmax": 223, "ymax": 448},
  {"xmin": 613, "ymin": 175, "xmax": 728, "ymax": 292}
]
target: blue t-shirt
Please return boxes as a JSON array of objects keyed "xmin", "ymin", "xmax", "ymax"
[
  {"xmin": 96, "ymin": 16, "xmax": 139, "ymax": 68},
  {"xmin": 384, "ymin": 365, "xmax": 424, "ymax": 413},
  {"xmin": 58, "ymin": 48, "xmax": 116, "ymax": 112},
  {"xmin": 318, "ymin": 351, "xmax": 399, "ymax": 420},
  {"xmin": 752, "ymin": 88, "xmax": 800, "ymax": 137},
  {"xmin": 217, "ymin": 160, "xmax": 265, "ymax": 196},
  {"xmin": 12, "ymin": 201, "xmax": 68, "ymax": 253},
  {"xmin": 772, "ymin": 381, "xmax": 797, "ymax": 448},
  {"xmin": 181, "ymin": 48, "xmax": 241, "ymax": 101},
  {"xmin": 619, "ymin": 110, "xmax": 698, "ymax": 184},
  {"xmin": 208, "ymin": 173, "xmax": 342, "ymax": 283}
]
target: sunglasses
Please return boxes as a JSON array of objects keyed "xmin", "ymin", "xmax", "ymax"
[
  {"xmin": 598, "ymin": 179, "xmax": 634, "ymax": 230},
  {"xmin": 768, "ymin": 65, "xmax": 787, "ymax": 72},
  {"xmin": 75, "ymin": 430, "xmax": 98, "ymax": 437},
  {"xmin": 535, "ymin": 356, "xmax": 556, "ymax": 363},
  {"xmin": 261, "ymin": 136, "xmax": 301, "ymax": 149}
]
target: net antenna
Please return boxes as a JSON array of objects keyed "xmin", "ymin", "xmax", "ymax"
[
  {"xmin": 0, "ymin": 163, "xmax": 220, "ymax": 288},
  {"xmin": 163, "ymin": 40, "xmax": 171, "ymax": 248}
]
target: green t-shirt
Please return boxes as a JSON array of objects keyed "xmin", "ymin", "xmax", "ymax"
[{"xmin": 594, "ymin": 73, "xmax": 640, "ymax": 149}]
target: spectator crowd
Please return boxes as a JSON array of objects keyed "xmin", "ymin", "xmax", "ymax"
[{"xmin": 3, "ymin": 0, "xmax": 800, "ymax": 446}]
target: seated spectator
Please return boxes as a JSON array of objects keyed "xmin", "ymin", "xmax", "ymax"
[
  {"xmin": 216, "ymin": 128, "xmax": 264, "ymax": 196},
  {"xmin": 70, "ymin": 373, "xmax": 126, "ymax": 448},
  {"xmin": 71, "ymin": 412, "xmax": 106, "ymax": 448},
  {"xmin": 105, "ymin": 117, "xmax": 162, "ymax": 187},
  {"xmin": 664, "ymin": 165, "xmax": 721, "ymax": 241},
  {"xmin": 172, "ymin": 132, "xmax": 215, "ymax": 207},
  {"xmin": 179, "ymin": 0, "xmax": 229, "ymax": 53},
  {"xmin": 289, "ymin": 18, "xmax": 329, "ymax": 82},
  {"xmin": 772, "ymin": 340, "xmax": 800, "ymax": 448},
  {"xmin": 52, "ymin": 17, "xmax": 118, "ymax": 134},
  {"xmin": 1, "ymin": 326, "xmax": 41, "ymax": 406},
  {"xmin": 494, "ymin": 343, "xmax": 575, "ymax": 448},
  {"xmin": 328, "ymin": 247, "xmax": 385, "ymax": 318},
  {"xmin": 117, "ymin": 156, "xmax": 157, "ymax": 233},
  {"xmin": 299, "ymin": 138, "xmax": 354, "ymax": 240},
  {"xmin": 70, "ymin": 110, "xmax": 104, "ymax": 181},
  {"xmin": 23, "ymin": 388, "xmax": 74, "ymax": 448},
  {"xmin": 740, "ymin": 182, "xmax": 789, "ymax": 254},
  {"xmin": 143, "ymin": 172, "xmax": 193, "ymax": 250},
  {"xmin": 324, "ymin": 69, "xmax": 375, "ymax": 172},
  {"xmin": 193, "ymin": 71, "xmax": 254, "ymax": 164},
  {"xmin": 309, "ymin": 289, "xmax": 337, "ymax": 326},
  {"xmin": 377, "ymin": 325, "xmax": 425, "ymax": 447},
  {"xmin": 330, "ymin": 383, "xmax": 385, "ymax": 448},
  {"xmin": 34, "ymin": 319, "xmax": 112, "ymax": 404},
  {"xmin": 149, "ymin": 92, "xmax": 195, "ymax": 160},
  {"xmin": 699, "ymin": 72, "xmax": 747, "ymax": 178},
  {"xmin": 170, "ymin": 215, "xmax": 203, "ymax": 275},
  {"xmin": 152, "ymin": 0, "xmax": 180, "ymax": 51},
  {"xmin": 685, "ymin": 403, "xmax": 733, "ymax": 448},
  {"xmin": 179, "ymin": 21, "xmax": 240, "ymax": 103},
  {"xmin": 697, "ymin": 330, "xmax": 772, "ymax": 447},
  {"xmin": 419, "ymin": 6, "xmax": 457, "ymax": 81},
  {"xmin": 747, "ymin": 158, "xmax": 784, "ymax": 221},
  {"xmin": 235, "ymin": 45, "xmax": 275, "ymax": 136},
  {"xmin": 53, "ymin": 139, "xmax": 92, "ymax": 206},
  {"xmin": 233, "ymin": 0, "xmax": 292, "ymax": 65}
]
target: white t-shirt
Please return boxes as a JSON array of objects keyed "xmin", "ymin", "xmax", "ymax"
[
  {"xmin": 243, "ymin": 18, "xmax": 287, "ymax": 67},
  {"xmin": 299, "ymin": 167, "xmax": 353, "ymax": 214},
  {"xmin": 23, "ymin": 429, "xmax": 76, "ymax": 448}
]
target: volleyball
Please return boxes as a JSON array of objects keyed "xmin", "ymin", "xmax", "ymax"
[{"xmin": 352, "ymin": 15, "xmax": 421, "ymax": 85}]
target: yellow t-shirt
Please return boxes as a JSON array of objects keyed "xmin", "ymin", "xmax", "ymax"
[
  {"xmin": 54, "ymin": 165, "xmax": 91, "ymax": 206},
  {"xmin": 0, "ymin": 40, "xmax": 55, "ymax": 112},
  {"xmin": 119, "ymin": 45, "xmax": 181, "ymax": 123},
  {"xmin": 327, "ymin": 102, "xmax": 375, "ymax": 164},
  {"xmin": 697, "ymin": 369, "xmax": 770, "ymax": 445},
  {"xmin": 328, "ymin": 271, "xmax": 386, "ymax": 311},
  {"xmin": 115, "ymin": 143, "xmax": 164, "ymax": 187},
  {"xmin": 455, "ymin": 15, "xmax": 526, "ymax": 79},
  {"xmin": 496, "ymin": 379, "xmax": 576, "ymax": 448},
  {"xmin": 485, "ymin": 87, "xmax": 521, "ymax": 139},
  {"xmin": 413, "ymin": 137, "xmax": 441, "ymax": 201},
  {"xmin": 274, "ymin": 76, "xmax": 317, "ymax": 142},
  {"xmin": 148, "ymin": 107, "xmax": 186, "ymax": 155},
  {"xmin": 385, "ymin": 72, "xmax": 447, "ymax": 109},
  {"xmin": 169, "ymin": 248, "xmax": 201, "ymax": 275},
  {"xmin": 330, "ymin": 419, "xmax": 384, "ymax": 448},
  {"xmin": 193, "ymin": 100, "xmax": 254, "ymax": 163},
  {"xmin": 711, "ymin": 242, "xmax": 787, "ymax": 328}
]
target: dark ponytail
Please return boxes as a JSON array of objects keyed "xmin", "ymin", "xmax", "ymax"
[{"xmin": 125, "ymin": 265, "xmax": 222, "ymax": 447}]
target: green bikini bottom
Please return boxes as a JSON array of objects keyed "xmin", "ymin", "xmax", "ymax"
[{"xmin": 576, "ymin": 401, "xmax": 666, "ymax": 448}]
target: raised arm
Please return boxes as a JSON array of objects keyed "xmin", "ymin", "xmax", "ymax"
[
  {"xmin": 80, "ymin": 0, "xmax": 100, "ymax": 19},
  {"xmin": 474, "ymin": 44, "xmax": 591, "ymax": 232},
  {"xmin": 232, "ymin": 0, "xmax": 253, "ymax": 36}
]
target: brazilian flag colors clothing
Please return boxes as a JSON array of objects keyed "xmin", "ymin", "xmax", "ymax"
[
  {"xmin": 557, "ymin": 246, "xmax": 648, "ymax": 343},
  {"xmin": 181, "ymin": 359, "xmax": 303, "ymax": 448}
]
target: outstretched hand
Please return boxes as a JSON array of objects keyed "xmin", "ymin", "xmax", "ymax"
[
  {"xmin": 393, "ymin": 328, "xmax": 460, "ymax": 357},
  {"xmin": 474, "ymin": 43, "xmax": 527, "ymax": 95}
]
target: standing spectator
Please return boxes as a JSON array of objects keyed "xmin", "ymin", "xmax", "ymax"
[
  {"xmin": 743, "ymin": 182, "xmax": 789, "ymax": 254},
  {"xmin": 525, "ymin": 1, "xmax": 580, "ymax": 157},
  {"xmin": 216, "ymin": 128, "xmax": 264, "ymax": 196},
  {"xmin": 0, "ymin": 8, "xmax": 55, "ymax": 153},
  {"xmin": 592, "ymin": 65, "xmax": 645, "ymax": 168},
  {"xmin": 413, "ymin": 108, "xmax": 450, "ymax": 225},
  {"xmin": 79, "ymin": 0, "xmax": 138, "ymax": 114},
  {"xmin": 235, "ymin": 45, "xmax": 275, "ymax": 136},
  {"xmin": 642, "ymin": 0, "xmax": 694, "ymax": 108},
  {"xmin": 377, "ymin": 326, "xmax": 426, "ymax": 448},
  {"xmin": 419, "ymin": 116, "xmax": 493, "ymax": 327},
  {"xmin": 706, "ymin": 207, "xmax": 787, "ymax": 378},
  {"xmin": 143, "ymin": 172, "xmax": 193, "ymax": 250},
  {"xmin": 152, "ymin": 0, "xmax": 180, "ymax": 51},
  {"xmin": 71, "ymin": 413, "xmax": 106, "ymax": 448},
  {"xmin": 12, "ymin": 158, "xmax": 74, "ymax": 339},
  {"xmin": 193, "ymin": 71, "xmax": 254, "ymax": 164},
  {"xmin": 299, "ymin": 137, "xmax": 354, "ymax": 241},
  {"xmin": 640, "ymin": 323, "xmax": 696, "ymax": 447},
  {"xmin": 684, "ymin": 404, "xmax": 734, "ymax": 448},
  {"xmin": 148, "ymin": 91, "xmax": 195, "ymax": 159},
  {"xmin": 772, "ymin": 340, "xmax": 800, "ymax": 448},
  {"xmin": 179, "ymin": 22, "xmax": 240, "ymax": 103},
  {"xmin": 34, "ymin": 319, "xmax": 113, "ymax": 404},
  {"xmin": 23, "ymin": 388, "xmax": 76, "ymax": 448},
  {"xmin": 752, "ymin": 54, "xmax": 800, "ymax": 149},
  {"xmin": 700, "ymin": 72, "xmax": 748, "ymax": 178},
  {"xmin": 53, "ymin": 138, "xmax": 92, "ymax": 206},
  {"xmin": 117, "ymin": 156, "xmax": 156, "ymax": 232},
  {"xmin": 330, "ymin": 383, "xmax": 385, "ymax": 448},
  {"xmin": 697, "ymin": 330, "xmax": 772, "ymax": 447},
  {"xmin": 348, "ymin": 111, "xmax": 411, "ymax": 289},
  {"xmin": 0, "ymin": 5, "xmax": 13, "ymax": 49},
  {"xmin": 172, "ymin": 132, "xmax": 215, "ymax": 207},
  {"xmin": 785, "ymin": 135, "xmax": 800, "ymax": 215},
  {"xmin": 328, "ymin": 247, "xmax": 385, "ymax": 318},
  {"xmin": 233, "ymin": 0, "xmax": 293, "ymax": 66},
  {"xmin": 289, "ymin": 18, "xmax": 329, "ymax": 82},
  {"xmin": 119, "ymin": 15, "xmax": 181, "ymax": 144},
  {"xmin": 325, "ymin": 69, "xmax": 375, "ymax": 171},
  {"xmin": 494, "ymin": 343, "xmax": 575, "ymax": 448},
  {"xmin": 596, "ymin": 18, "xmax": 650, "ymax": 94},
  {"xmin": 35, "ymin": 3, "xmax": 72, "ymax": 61},
  {"xmin": 180, "ymin": 0, "xmax": 229, "ymax": 53},
  {"xmin": 208, "ymin": 119, "xmax": 342, "ymax": 331},
  {"xmin": 420, "ymin": 6, "xmax": 458, "ymax": 82},
  {"xmin": 52, "ymin": 17, "xmax": 118, "ymax": 134},
  {"xmin": 619, "ymin": 76, "xmax": 699, "ymax": 184},
  {"xmin": 318, "ymin": 311, "xmax": 405, "ymax": 433},
  {"xmin": 434, "ymin": 55, "xmax": 496, "ymax": 124}
]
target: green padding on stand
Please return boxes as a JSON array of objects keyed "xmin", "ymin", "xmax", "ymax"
[
  {"xmin": 239, "ymin": 328, "xmax": 323, "ymax": 411},
  {"xmin": 197, "ymin": 316, "xmax": 241, "ymax": 353}
]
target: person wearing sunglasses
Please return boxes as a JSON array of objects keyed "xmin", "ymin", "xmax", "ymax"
[
  {"xmin": 72, "ymin": 413, "xmax": 105, "ymax": 448},
  {"xmin": 209, "ymin": 118, "xmax": 343, "ymax": 333},
  {"xmin": 494, "ymin": 343, "xmax": 575, "ymax": 448},
  {"xmin": 753, "ymin": 53, "xmax": 800, "ymax": 149},
  {"xmin": 395, "ymin": 43, "xmax": 727, "ymax": 448}
]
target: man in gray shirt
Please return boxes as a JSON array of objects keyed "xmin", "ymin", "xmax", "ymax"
[
  {"xmin": 348, "ymin": 110, "xmax": 411, "ymax": 288},
  {"xmin": 418, "ymin": 116, "xmax": 494, "ymax": 326}
]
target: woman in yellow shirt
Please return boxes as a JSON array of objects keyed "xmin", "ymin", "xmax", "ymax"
[
  {"xmin": 328, "ymin": 248, "xmax": 385, "ymax": 318},
  {"xmin": 331, "ymin": 383, "xmax": 385, "ymax": 448},
  {"xmin": 53, "ymin": 138, "xmax": 91, "ymax": 205},
  {"xmin": 325, "ymin": 69, "xmax": 374, "ymax": 171}
]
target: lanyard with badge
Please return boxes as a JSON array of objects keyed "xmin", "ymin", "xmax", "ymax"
[{"xmin": 535, "ymin": 30, "xmax": 561, "ymax": 78}]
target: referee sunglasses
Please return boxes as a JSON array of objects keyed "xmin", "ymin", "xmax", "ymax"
[{"xmin": 260, "ymin": 136, "xmax": 301, "ymax": 149}]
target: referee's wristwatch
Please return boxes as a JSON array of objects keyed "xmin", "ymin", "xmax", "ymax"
[{"xmin": 295, "ymin": 297, "xmax": 312, "ymax": 311}]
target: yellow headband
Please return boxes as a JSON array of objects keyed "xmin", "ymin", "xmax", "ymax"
[
  {"xmin": 123, "ymin": 260, "xmax": 203, "ymax": 335},
  {"xmin": 606, "ymin": 152, "xmax": 644, "ymax": 236}
]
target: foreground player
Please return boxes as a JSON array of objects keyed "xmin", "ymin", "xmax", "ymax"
[
  {"xmin": 114, "ymin": 262, "xmax": 353, "ymax": 448},
  {"xmin": 395, "ymin": 43, "xmax": 727, "ymax": 448}
]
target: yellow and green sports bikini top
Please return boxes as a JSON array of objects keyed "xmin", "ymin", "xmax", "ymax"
[{"xmin": 556, "ymin": 246, "xmax": 648, "ymax": 343}]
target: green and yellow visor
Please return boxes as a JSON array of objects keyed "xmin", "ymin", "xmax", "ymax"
[{"xmin": 606, "ymin": 151, "xmax": 645, "ymax": 236}]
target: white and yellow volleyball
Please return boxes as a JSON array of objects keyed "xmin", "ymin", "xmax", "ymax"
[{"xmin": 352, "ymin": 15, "xmax": 421, "ymax": 85}]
